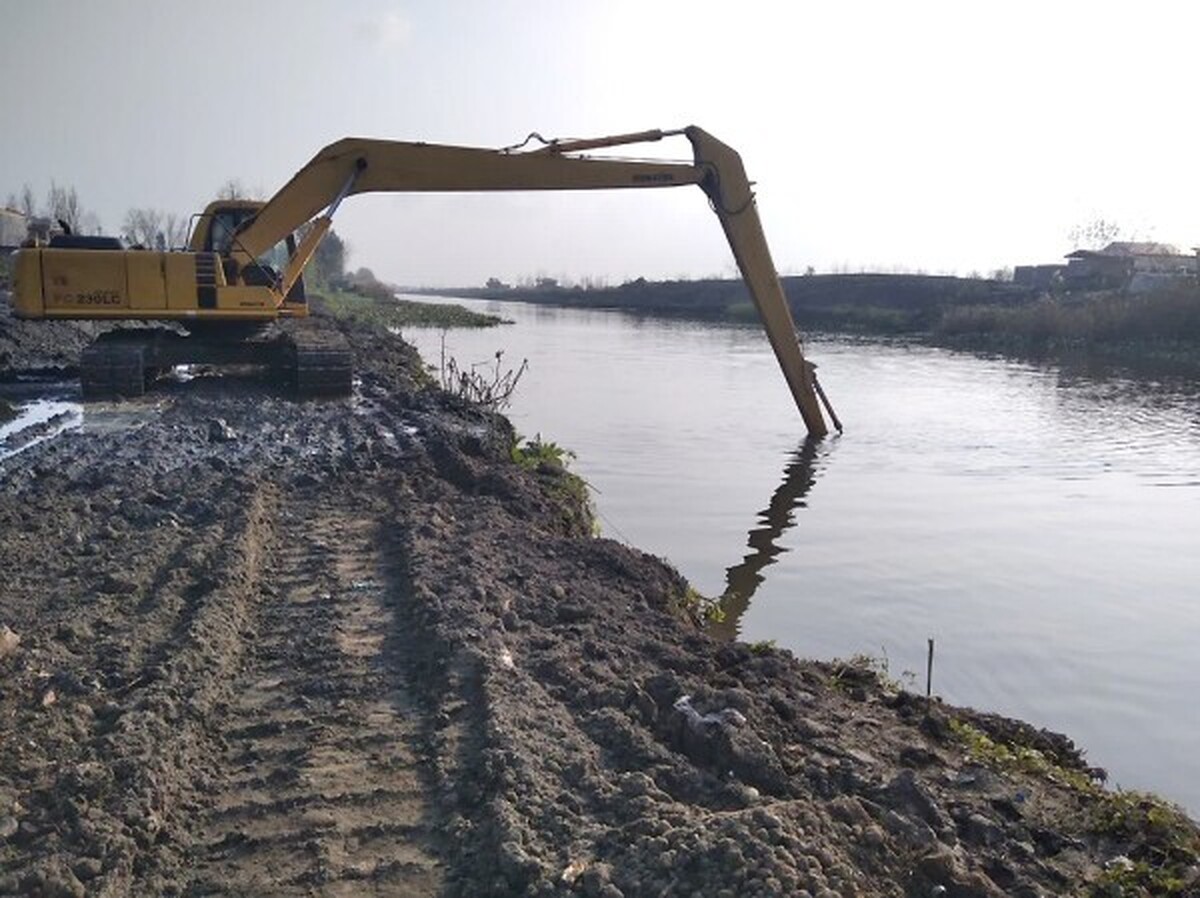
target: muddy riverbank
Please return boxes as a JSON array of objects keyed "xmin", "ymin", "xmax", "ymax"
[{"xmin": 0, "ymin": 294, "xmax": 1197, "ymax": 896}]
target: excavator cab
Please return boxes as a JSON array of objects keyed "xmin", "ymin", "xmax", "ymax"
[{"xmin": 189, "ymin": 201, "xmax": 307, "ymax": 306}]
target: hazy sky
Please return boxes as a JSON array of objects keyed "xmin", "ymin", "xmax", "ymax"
[{"xmin": 3, "ymin": 1, "xmax": 1198, "ymax": 286}]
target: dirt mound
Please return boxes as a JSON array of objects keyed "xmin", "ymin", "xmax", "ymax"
[
  {"xmin": 0, "ymin": 291, "xmax": 103, "ymax": 375},
  {"xmin": 0, "ymin": 309, "xmax": 1195, "ymax": 896}
]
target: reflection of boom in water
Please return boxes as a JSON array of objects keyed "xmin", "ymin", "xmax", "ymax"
[{"xmin": 711, "ymin": 438, "xmax": 823, "ymax": 640}]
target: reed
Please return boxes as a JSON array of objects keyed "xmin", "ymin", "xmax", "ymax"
[{"xmin": 935, "ymin": 283, "xmax": 1200, "ymax": 345}]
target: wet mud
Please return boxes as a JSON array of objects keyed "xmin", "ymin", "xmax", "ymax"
[
  {"xmin": 0, "ymin": 300, "xmax": 102, "ymax": 377},
  {"xmin": 0, "ymin": 293, "xmax": 1196, "ymax": 896}
]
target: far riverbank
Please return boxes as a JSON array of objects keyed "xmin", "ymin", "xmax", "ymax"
[{"xmin": 412, "ymin": 273, "xmax": 1200, "ymax": 378}]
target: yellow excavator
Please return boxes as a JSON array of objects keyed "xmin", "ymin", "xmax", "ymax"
[{"xmin": 10, "ymin": 127, "xmax": 833, "ymax": 436}]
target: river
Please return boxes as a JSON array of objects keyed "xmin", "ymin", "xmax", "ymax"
[{"xmin": 401, "ymin": 294, "xmax": 1200, "ymax": 816}]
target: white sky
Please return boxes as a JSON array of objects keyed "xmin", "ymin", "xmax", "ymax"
[{"xmin": 3, "ymin": 1, "xmax": 1198, "ymax": 286}]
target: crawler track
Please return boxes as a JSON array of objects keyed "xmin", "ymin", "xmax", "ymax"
[
  {"xmin": 77, "ymin": 323, "xmax": 354, "ymax": 400},
  {"xmin": 288, "ymin": 329, "xmax": 354, "ymax": 397},
  {"xmin": 189, "ymin": 490, "xmax": 441, "ymax": 896}
]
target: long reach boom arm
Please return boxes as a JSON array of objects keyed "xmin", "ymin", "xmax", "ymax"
[{"xmin": 235, "ymin": 127, "xmax": 830, "ymax": 436}]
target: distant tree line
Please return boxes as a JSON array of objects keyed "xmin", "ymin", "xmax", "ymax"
[
  {"xmin": 122, "ymin": 208, "xmax": 188, "ymax": 249},
  {"xmin": 4, "ymin": 182, "xmax": 102, "ymax": 236},
  {"xmin": 3, "ymin": 178, "xmax": 349, "ymax": 286}
]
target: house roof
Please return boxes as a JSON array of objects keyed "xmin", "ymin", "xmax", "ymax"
[
  {"xmin": 1099, "ymin": 241, "xmax": 1180, "ymax": 256},
  {"xmin": 1066, "ymin": 241, "xmax": 1186, "ymax": 260},
  {"xmin": 1065, "ymin": 249, "xmax": 1126, "ymax": 260}
]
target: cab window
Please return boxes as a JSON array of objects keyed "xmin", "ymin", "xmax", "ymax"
[
  {"xmin": 206, "ymin": 209, "xmax": 294, "ymax": 266},
  {"xmin": 205, "ymin": 209, "xmax": 254, "ymax": 254}
]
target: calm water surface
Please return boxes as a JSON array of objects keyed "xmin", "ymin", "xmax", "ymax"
[{"xmin": 403, "ymin": 295, "xmax": 1200, "ymax": 815}]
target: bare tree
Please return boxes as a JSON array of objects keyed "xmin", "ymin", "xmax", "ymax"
[
  {"xmin": 215, "ymin": 179, "xmax": 265, "ymax": 201},
  {"xmin": 122, "ymin": 207, "xmax": 189, "ymax": 249},
  {"xmin": 123, "ymin": 208, "xmax": 161, "ymax": 246},
  {"xmin": 4, "ymin": 182, "xmax": 102, "ymax": 234},
  {"xmin": 1068, "ymin": 218, "xmax": 1124, "ymax": 251},
  {"xmin": 123, "ymin": 207, "xmax": 163, "ymax": 246},
  {"xmin": 163, "ymin": 212, "xmax": 188, "ymax": 248},
  {"xmin": 46, "ymin": 182, "xmax": 83, "ymax": 233},
  {"xmin": 216, "ymin": 179, "xmax": 246, "ymax": 200}
]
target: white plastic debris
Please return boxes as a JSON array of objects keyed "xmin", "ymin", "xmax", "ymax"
[
  {"xmin": 560, "ymin": 860, "xmax": 587, "ymax": 883},
  {"xmin": 0, "ymin": 626, "xmax": 19, "ymax": 660},
  {"xmin": 673, "ymin": 694, "xmax": 747, "ymax": 730}
]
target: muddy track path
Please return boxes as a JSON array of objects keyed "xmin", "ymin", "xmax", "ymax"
[{"xmin": 189, "ymin": 488, "xmax": 442, "ymax": 896}]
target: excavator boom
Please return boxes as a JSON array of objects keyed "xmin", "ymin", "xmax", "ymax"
[
  {"xmin": 230, "ymin": 136, "xmax": 703, "ymax": 264},
  {"xmin": 232, "ymin": 127, "xmax": 828, "ymax": 435}
]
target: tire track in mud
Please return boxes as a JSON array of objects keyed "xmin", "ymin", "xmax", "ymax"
[
  {"xmin": 188, "ymin": 488, "xmax": 442, "ymax": 896},
  {"xmin": 0, "ymin": 474, "xmax": 277, "ymax": 895}
]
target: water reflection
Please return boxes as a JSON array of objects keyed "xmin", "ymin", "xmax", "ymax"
[{"xmin": 710, "ymin": 437, "xmax": 824, "ymax": 640}]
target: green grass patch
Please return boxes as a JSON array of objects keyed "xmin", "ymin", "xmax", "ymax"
[
  {"xmin": 727, "ymin": 300, "xmax": 925, "ymax": 332},
  {"xmin": 795, "ymin": 304, "xmax": 925, "ymax": 334},
  {"xmin": 828, "ymin": 651, "xmax": 917, "ymax": 693},
  {"xmin": 511, "ymin": 434, "xmax": 575, "ymax": 471},
  {"xmin": 0, "ymin": 397, "xmax": 16, "ymax": 423},
  {"xmin": 315, "ymin": 289, "xmax": 507, "ymax": 331},
  {"xmin": 949, "ymin": 718, "xmax": 1095, "ymax": 791},
  {"xmin": 724, "ymin": 301, "xmax": 759, "ymax": 323},
  {"xmin": 511, "ymin": 434, "xmax": 595, "ymax": 535},
  {"xmin": 668, "ymin": 585, "xmax": 726, "ymax": 625},
  {"xmin": 1089, "ymin": 791, "xmax": 1200, "ymax": 896},
  {"xmin": 949, "ymin": 719, "xmax": 1200, "ymax": 895}
]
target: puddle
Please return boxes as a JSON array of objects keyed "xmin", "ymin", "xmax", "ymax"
[
  {"xmin": 0, "ymin": 383, "xmax": 173, "ymax": 462},
  {"xmin": 80, "ymin": 400, "xmax": 170, "ymax": 435},
  {"xmin": 0, "ymin": 395, "xmax": 84, "ymax": 462}
]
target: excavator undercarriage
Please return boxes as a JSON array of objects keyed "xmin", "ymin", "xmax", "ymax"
[{"xmin": 79, "ymin": 326, "xmax": 352, "ymax": 399}]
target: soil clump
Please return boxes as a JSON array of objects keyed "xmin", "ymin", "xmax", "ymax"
[
  {"xmin": 0, "ymin": 299, "xmax": 103, "ymax": 377},
  {"xmin": 0, "ymin": 291, "xmax": 1197, "ymax": 896}
]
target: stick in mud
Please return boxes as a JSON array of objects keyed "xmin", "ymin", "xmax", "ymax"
[{"xmin": 926, "ymin": 637, "xmax": 935, "ymax": 701}]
